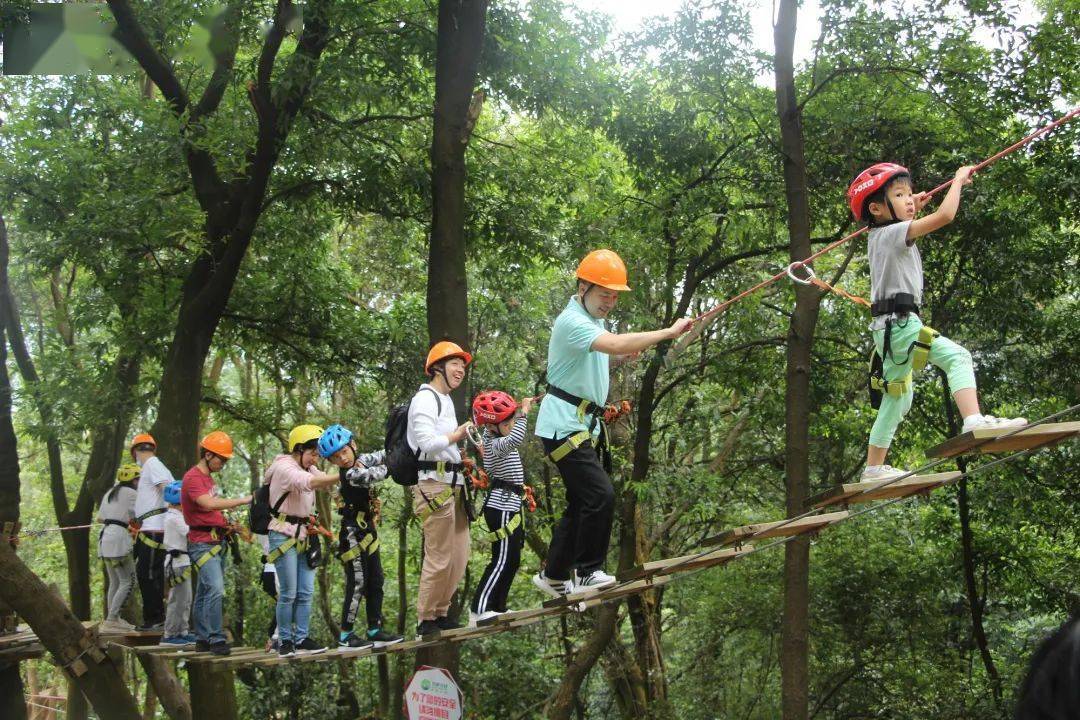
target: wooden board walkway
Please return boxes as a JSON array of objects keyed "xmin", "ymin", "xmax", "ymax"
[
  {"xmin": 700, "ymin": 511, "xmax": 849, "ymax": 548},
  {"xmin": 925, "ymin": 421, "xmax": 1080, "ymax": 458},
  {"xmin": 5, "ymin": 424, "xmax": 1075, "ymax": 672},
  {"xmin": 808, "ymin": 472, "xmax": 962, "ymax": 509}
]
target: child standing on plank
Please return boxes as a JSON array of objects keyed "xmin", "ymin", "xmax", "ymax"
[
  {"xmin": 469, "ymin": 392, "xmax": 534, "ymax": 625},
  {"xmin": 160, "ymin": 481, "xmax": 194, "ymax": 646},
  {"xmin": 847, "ymin": 163, "xmax": 1027, "ymax": 481},
  {"xmin": 318, "ymin": 424, "xmax": 404, "ymax": 648},
  {"xmin": 97, "ymin": 463, "xmax": 140, "ymax": 632}
]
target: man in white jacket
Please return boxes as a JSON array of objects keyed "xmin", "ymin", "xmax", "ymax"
[{"xmin": 408, "ymin": 340, "xmax": 473, "ymax": 637}]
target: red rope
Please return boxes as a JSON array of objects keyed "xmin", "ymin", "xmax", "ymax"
[{"xmin": 689, "ymin": 106, "xmax": 1080, "ymax": 327}]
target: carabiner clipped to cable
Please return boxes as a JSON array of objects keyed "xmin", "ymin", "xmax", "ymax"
[{"xmin": 786, "ymin": 260, "xmax": 817, "ymax": 286}]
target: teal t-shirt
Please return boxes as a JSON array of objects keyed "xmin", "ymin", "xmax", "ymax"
[{"xmin": 534, "ymin": 297, "xmax": 610, "ymax": 440}]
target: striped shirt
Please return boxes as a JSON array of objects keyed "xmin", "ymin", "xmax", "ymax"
[{"xmin": 482, "ymin": 416, "xmax": 527, "ymax": 512}]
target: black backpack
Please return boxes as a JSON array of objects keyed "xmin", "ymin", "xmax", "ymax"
[
  {"xmin": 249, "ymin": 484, "xmax": 289, "ymax": 535},
  {"xmin": 385, "ymin": 387, "xmax": 440, "ymax": 487}
]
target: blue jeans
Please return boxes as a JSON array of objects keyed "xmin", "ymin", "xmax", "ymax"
[
  {"xmin": 269, "ymin": 531, "xmax": 316, "ymax": 644},
  {"xmin": 189, "ymin": 542, "xmax": 226, "ymax": 645}
]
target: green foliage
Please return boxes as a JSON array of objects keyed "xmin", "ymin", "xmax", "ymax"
[{"xmin": 1, "ymin": 0, "xmax": 1076, "ymax": 717}]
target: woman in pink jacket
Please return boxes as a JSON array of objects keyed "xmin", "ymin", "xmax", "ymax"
[{"xmin": 265, "ymin": 424, "xmax": 339, "ymax": 657}]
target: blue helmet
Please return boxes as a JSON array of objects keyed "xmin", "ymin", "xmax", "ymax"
[
  {"xmin": 163, "ymin": 480, "xmax": 183, "ymax": 506},
  {"xmin": 318, "ymin": 423, "xmax": 354, "ymax": 459}
]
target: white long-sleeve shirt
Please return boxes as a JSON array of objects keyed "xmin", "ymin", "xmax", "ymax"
[{"xmin": 406, "ymin": 384, "xmax": 461, "ymax": 485}]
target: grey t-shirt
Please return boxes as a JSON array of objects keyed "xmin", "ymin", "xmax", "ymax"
[
  {"xmin": 868, "ymin": 220, "xmax": 922, "ymax": 330},
  {"xmin": 97, "ymin": 485, "xmax": 136, "ymax": 558}
]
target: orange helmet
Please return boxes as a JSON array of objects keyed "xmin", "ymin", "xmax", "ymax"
[
  {"xmin": 130, "ymin": 433, "xmax": 156, "ymax": 450},
  {"xmin": 200, "ymin": 430, "xmax": 234, "ymax": 459},
  {"xmin": 425, "ymin": 341, "xmax": 473, "ymax": 374},
  {"xmin": 576, "ymin": 249, "xmax": 630, "ymax": 291}
]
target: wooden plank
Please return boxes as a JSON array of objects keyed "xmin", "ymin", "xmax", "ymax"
[
  {"xmin": 618, "ymin": 546, "xmax": 754, "ymax": 582},
  {"xmin": 701, "ymin": 511, "xmax": 848, "ymax": 548},
  {"xmin": 809, "ymin": 472, "xmax": 961, "ymax": 509},
  {"xmin": 925, "ymin": 421, "xmax": 1080, "ymax": 459},
  {"xmin": 575, "ymin": 575, "xmax": 675, "ymax": 610}
]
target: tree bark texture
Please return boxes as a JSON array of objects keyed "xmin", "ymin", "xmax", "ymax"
[{"xmin": 775, "ymin": 1, "xmax": 822, "ymax": 718}]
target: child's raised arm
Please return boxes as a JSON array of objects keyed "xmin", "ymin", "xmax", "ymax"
[{"xmin": 907, "ymin": 165, "xmax": 974, "ymax": 242}]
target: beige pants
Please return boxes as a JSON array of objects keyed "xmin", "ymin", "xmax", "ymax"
[{"xmin": 412, "ymin": 480, "xmax": 470, "ymax": 622}]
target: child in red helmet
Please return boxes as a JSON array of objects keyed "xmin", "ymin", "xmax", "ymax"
[
  {"xmin": 848, "ymin": 163, "xmax": 1027, "ymax": 481},
  {"xmin": 468, "ymin": 391, "xmax": 534, "ymax": 625}
]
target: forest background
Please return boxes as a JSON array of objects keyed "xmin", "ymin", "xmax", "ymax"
[{"xmin": 0, "ymin": 0, "xmax": 1077, "ymax": 718}]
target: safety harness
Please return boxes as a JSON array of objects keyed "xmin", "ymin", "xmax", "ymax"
[
  {"xmin": 131, "ymin": 507, "xmax": 167, "ymax": 549},
  {"xmin": 867, "ymin": 293, "xmax": 940, "ymax": 407},
  {"xmin": 544, "ymin": 385, "xmax": 631, "ymax": 471},
  {"xmin": 338, "ymin": 517, "xmax": 381, "ymax": 563},
  {"xmin": 98, "ymin": 520, "xmax": 132, "ymax": 565},
  {"xmin": 165, "ymin": 550, "xmax": 191, "ymax": 587}
]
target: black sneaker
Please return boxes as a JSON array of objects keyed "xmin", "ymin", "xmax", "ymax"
[
  {"xmin": 195, "ymin": 639, "xmax": 211, "ymax": 653},
  {"xmin": 435, "ymin": 616, "xmax": 461, "ymax": 631},
  {"xmin": 278, "ymin": 640, "xmax": 295, "ymax": 658},
  {"xmin": 339, "ymin": 632, "xmax": 374, "ymax": 649},
  {"xmin": 208, "ymin": 642, "xmax": 231, "ymax": 657},
  {"xmin": 416, "ymin": 619, "xmax": 441, "ymax": 638},
  {"xmin": 295, "ymin": 637, "xmax": 326, "ymax": 655},
  {"xmin": 367, "ymin": 626, "xmax": 404, "ymax": 646},
  {"xmin": 138, "ymin": 622, "xmax": 165, "ymax": 632}
]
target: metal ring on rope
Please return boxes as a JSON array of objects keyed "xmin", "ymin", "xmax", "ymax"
[
  {"xmin": 463, "ymin": 421, "xmax": 484, "ymax": 454},
  {"xmin": 786, "ymin": 261, "xmax": 816, "ymax": 286}
]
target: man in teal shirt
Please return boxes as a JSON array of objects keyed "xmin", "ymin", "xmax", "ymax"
[{"xmin": 532, "ymin": 249, "xmax": 692, "ymax": 596}]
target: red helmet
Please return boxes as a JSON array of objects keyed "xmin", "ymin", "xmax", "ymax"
[
  {"xmin": 472, "ymin": 391, "xmax": 517, "ymax": 425},
  {"xmin": 847, "ymin": 163, "xmax": 909, "ymax": 220}
]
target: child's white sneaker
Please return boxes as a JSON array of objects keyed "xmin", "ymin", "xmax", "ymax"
[
  {"xmin": 468, "ymin": 610, "xmax": 501, "ymax": 627},
  {"xmin": 860, "ymin": 465, "xmax": 909, "ymax": 482},
  {"xmin": 574, "ymin": 570, "xmax": 617, "ymax": 591},
  {"xmin": 961, "ymin": 414, "xmax": 1028, "ymax": 434},
  {"xmin": 531, "ymin": 571, "xmax": 573, "ymax": 598}
]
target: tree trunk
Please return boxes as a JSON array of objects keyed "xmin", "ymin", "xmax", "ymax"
[
  {"xmin": 774, "ymin": 2, "xmax": 821, "ymax": 719},
  {"xmin": 188, "ymin": 664, "xmax": 236, "ymax": 720},
  {"xmin": 416, "ymin": 0, "xmax": 489, "ymax": 676},
  {"xmin": 136, "ymin": 655, "xmax": 192, "ymax": 720},
  {"xmin": 546, "ymin": 604, "xmax": 621, "ymax": 720},
  {"xmin": 426, "ymin": 0, "xmax": 488, "ymax": 406},
  {"xmin": 0, "ymin": 541, "xmax": 141, "ymax": 719},
  {"xmin": 0, "ymin": 253, "xmax": 26, "ymax": 719},
  {"xmin": 939, "ymin": 371, "xmax": 1003, "ymax": 708}
]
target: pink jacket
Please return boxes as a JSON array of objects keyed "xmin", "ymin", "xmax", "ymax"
[{"xmin": 265, "ymin": 454, "xmax": 316, "ymax": 540}]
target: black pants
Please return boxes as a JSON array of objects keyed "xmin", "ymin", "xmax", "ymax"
[
  {"xmin": 541, "ymin": 437, "xmax": 615, "ymax": 581},
  {"xmin": 260, "ymin": 569, "xmax": 277, "ymax": 639},
  {"xmin": 134, "ymin": 535, "xmax": 166, "ymax": 626},
  {"xmin": 471, "ymin": 506, "xmax": 524, "ymax": 614},
  {"xmin": 338, "ymin": 524, "xmax": 386, "ymax": 632}
]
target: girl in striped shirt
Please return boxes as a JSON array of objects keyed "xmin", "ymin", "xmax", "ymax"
[{"xmin": 469, "ymin": 392, "xmax": 534, "ymax": 624}]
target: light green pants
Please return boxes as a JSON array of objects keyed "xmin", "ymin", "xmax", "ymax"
[{"xmin": 869, "ymin": 314, "xmax": 976, "ymax": 449}]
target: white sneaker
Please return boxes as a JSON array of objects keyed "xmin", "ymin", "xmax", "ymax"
[
  {"xmin": 531, "ymin": 571, "xmax": 573, "ymax": 598},
  {"xmin": 860, "ymin": 465, "xmax": 909, "ymax": 482},
  {"xmin": 574, "ymin": 570, "xmax": 617, "ymax": 591},
  {"xmin": 468, "ymin": 610, "xmax": 501, "ymax": 627},
  {"xmin": 100, "ymin": 618, "xmax": 136, "ymax": 633},
  {"xmin": 962, "ymin": 414, "xmax": 1028, "ymax": 434}
]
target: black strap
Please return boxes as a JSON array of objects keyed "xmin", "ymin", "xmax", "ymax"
[
  {"xmin": 488, "ymin": 479, "xmax": 524, "ymax": 496},
  {"xmin": 546, "ymin": 384, "xmax": 603, "ymax": 420},
  {"xmin": 167, "ymin": 549, "xmax": 189, "ymax": 558},
  {"xmin": 189, "ymin": 525, "xmax": 227, "ymax": 542},
  {"xmin": 101, "ymin": 519, "xmax": 129, "ymax": 529},
  {"xmin": 547, "ymin": 385, "xmax": 612, "ymax": 473},
  {"xmin": 870, "ymin": 293, "xmax": 919, "ymax": 318}
]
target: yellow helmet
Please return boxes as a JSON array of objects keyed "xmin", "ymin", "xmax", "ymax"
[
  {"xmin": 117, "ymin": 463, "xmax": 141, "ymax": 483},
  {"xmin": 288, "ymin": 424, "xmax": 325, "ymax": 452}
]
